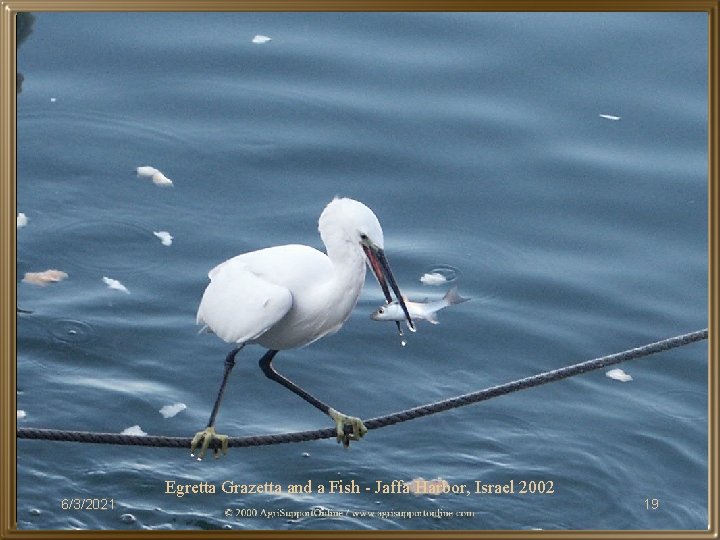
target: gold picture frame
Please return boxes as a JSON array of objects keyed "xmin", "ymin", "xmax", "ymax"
[{"xmin": 2, "ymin": 1, "xmax": 717, "ymax": 538}]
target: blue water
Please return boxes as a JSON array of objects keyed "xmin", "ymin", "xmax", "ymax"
[{"xmin": 16, "ymin": 12, "xmax": 708, "ymax": 531}]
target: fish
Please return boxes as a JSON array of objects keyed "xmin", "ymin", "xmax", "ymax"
[
  {"xmin": 599, "ymin": 114, "xmax": 621, "ymax": 121},
  {"xmin": 371, "ymin": 286, "xmax": 470, "ymax": 325}
]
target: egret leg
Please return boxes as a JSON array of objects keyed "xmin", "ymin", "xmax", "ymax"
[
  {"xmin": 190, "ymin": 346, "xmax": 243, "ymax": 459},
  {"xmin": 258, "ymin": 350, "xmax": 368, "ymax": 447}
]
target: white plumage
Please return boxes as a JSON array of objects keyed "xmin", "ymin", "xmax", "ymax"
[
  {"xmin": 196, "ymin": 198, "xmax": 393, "ymax": 350},
  {"xmin": 190, "ymin": 197, "xmax": 414, "ymax": 459}
]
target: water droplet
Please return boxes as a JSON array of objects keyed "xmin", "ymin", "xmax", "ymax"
[
  {"xmin": 120, "ymin": 513, "xmax": 136, "ymax": 524},
  {"xmin": 49, "ymin": 319, "xmax": 95, "ymax": 344},
  {"xmin": 302, "ymin": 452, "xmax": 310, "ymax": 458},
  {"xmin": 401, "ymin": 340, "xmax": 407, "ymax": 347}
]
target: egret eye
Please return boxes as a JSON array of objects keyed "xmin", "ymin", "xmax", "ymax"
[
  {"xmin": 359, "ymin": 234, "xmax": 368, "ymax": 241},
  {"xmin": 378, "ymin": 307, "xmax": 385, "ymax": 314}
]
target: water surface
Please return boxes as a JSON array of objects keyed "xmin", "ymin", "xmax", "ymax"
[{"xmin": 16, "ymin": 11, "xmax": 708, "ymax": 531}]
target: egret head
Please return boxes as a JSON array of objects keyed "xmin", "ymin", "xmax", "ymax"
[
  {"xmin": 319, "ymin": 197, "xmax": 415, "ymax": 332},
  {"xmin": 319, "ymin": 197, "xmax": 384, "ymax": 250}
]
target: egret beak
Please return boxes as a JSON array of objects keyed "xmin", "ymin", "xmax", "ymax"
[{"xmin": 362, "ymin": 244, "xmax": 415, "ymax": 332}]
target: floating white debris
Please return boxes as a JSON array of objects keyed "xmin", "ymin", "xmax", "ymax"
[
  {"xmin": 599, "ymin": 114, "xmax": 621, "ymax": 121},
  {"xmin": 606, "ymin": 368, "xmax": 633, "ymax": 382},
  {"xmin": 153, "ymin": 231, "xmax": 173, "ymax": 246},
  {"xmin": 50, "ymin": 97, "xmax": 56, "ymax": 103},
  {"xmin": 17, "ymin": 410, "xmax": 26, "ymax": 419},
  {"xmin": 159, "ymin": 403, "xmax": 187, "ymax": 418},
  {"xmin": 136, "ymin": 166, "xmax": 173, "ymax": 187},
  {"xmin": 102, "ymin": 276, "xmax": 130, "ymax": 294},
  {"xmin": 137, "ymin": 166, "xmax": 159, "ymax": 177},
  {"xmin": 121, "ymin": 425, "xmax": 147, "ymax": 436},
  {"xmin": 252, "ymin": 35, "xmax": 272, "ymax": 44},
  {"xmin": 405, "ymin": 477, "xmax": 451, "ymax": 495},
  {"xmin": 17, "ymin": 212, "xmax": 28, "ymax": 228},
  {"xmin": 151, "ymin": 171, "xmax": 173, "ymax": 186},
  {"xmin": 23, "ymin": 269, "xmax": 68, "ymax": 286},
  {"xmin": 420, "ymin": 272, "xmax": 447, "ymax": 286}
]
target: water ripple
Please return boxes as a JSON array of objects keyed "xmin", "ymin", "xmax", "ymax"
[
  {"xmin": 420, "ymin": 264, "xmax": 462, "ymax": 285},
  {"xmin": 48, "ymin": 319, "xmax": 96, "ymax": 345},
  {"xmin": 649, "ymin": 389, "xmax": 707, "ymax": 421},
  {"xmin": 52, "ymin": 219, "xmax": 161, "ymax": 274},
  {"xmin": 19, "ymin": 109, "xmax": 194, "ymax": 151}
]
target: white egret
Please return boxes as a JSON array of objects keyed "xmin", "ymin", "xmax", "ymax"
[{"xmin": 192, "ymin": 197, "xmax": 415, "ymax": 459}]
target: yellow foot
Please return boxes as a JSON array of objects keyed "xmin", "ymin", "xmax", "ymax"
[
  {"xmin": 190, "ymin": 426, "xmax": 229, "ymax": 460},
  {"xmin": 328, "ymin": 408, "xmax": 368, "ymax": 448}
]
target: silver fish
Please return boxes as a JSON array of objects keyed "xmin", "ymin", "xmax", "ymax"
[{"xmin": 370, "ymin": 286, "xmax": 470, "ymax": 325}]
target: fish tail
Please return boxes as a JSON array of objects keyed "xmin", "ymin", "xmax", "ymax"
[{"xmin": 444, "ymin": 286, "xmax": 470, "ymax": 305}]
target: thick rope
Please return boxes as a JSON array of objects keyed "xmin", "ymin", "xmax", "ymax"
[{"xmin": 17, "ymin": 328, "xmax": 708, "ymax": 450}]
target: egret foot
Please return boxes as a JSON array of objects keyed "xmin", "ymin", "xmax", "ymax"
[
  {"xmin": 190, "ymin": 427, "xmax": 228, "ymax": 460},
  {"xmin": 328, "ymin": 408, "xmax": 368, "ymax": 448}
]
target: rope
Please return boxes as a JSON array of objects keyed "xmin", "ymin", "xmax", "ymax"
[{"xmin": 17, "ymin": 328, "xmax": 708, "ymax": 451}]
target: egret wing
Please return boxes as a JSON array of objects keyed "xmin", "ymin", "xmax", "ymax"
[
  {"xmin": 209, "ymin": 245, "xmax": 332, "ymax": 291},
  {"xmin": 197, "ymin": 262, "xmax": 293, "ymax": 344}
]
